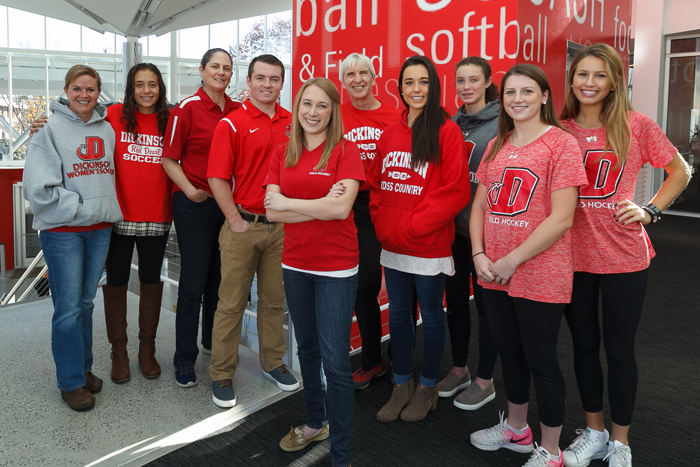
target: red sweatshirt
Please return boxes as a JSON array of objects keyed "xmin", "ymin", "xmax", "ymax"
[{"xmin": 368, "ymin": 112, "xmax": 470, "ymax": 258}]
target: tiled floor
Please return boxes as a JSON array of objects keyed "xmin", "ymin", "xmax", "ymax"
[{"xmin": 0, "ymin": 290, "xmax": 299, "ymax": 467}]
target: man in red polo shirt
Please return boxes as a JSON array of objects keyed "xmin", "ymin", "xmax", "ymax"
[{"xmin": 206, "ymin": 54, "xmax": 298, "ymax": 408}]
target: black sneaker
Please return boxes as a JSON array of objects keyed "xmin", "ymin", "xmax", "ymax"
[
  {"xmin": 175, "ymin": 365, "xmax": 197, "ymax": 388},
  {"xmin": 212, "ymin": 379, "xmax": 236, "ymax": 408}
]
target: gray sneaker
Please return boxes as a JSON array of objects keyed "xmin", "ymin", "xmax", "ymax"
[
  {"xmin": 264, "ymin": 364, "xmax": 300, "ymax": 391},
  {"xmin": 454, "ymin": 381, "xmax": 496, "ymax": 410},
  {"xmin": 436, "ymin": 370, "xmax": 471, "ymax": 397},
  {"xmin": 212, "ymin": 379, "xmax": 236, "ymax": 408}
]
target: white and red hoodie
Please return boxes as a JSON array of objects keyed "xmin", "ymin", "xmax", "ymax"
[{"xmin": 368, "ymin": 112, "xmax": 471, "ymax": 259}]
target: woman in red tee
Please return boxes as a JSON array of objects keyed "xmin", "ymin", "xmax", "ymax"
[
  {"xmin": 469, "ymin": 64, "xmax": 587, "ymax": 467},
  {"xmin": 102, "ymin": 63, "xmax": 172, "ymax": 384},
  {"xmin": 264, "ymin": 78, "xmax": 365, "ymax": 467},
  {"xmin": 368, "ymin": 55, "xmax": 471, "ymax": 423},
  {"xmin": 558, "ymin": 44, "xmax": 691, "ymax": 467}
]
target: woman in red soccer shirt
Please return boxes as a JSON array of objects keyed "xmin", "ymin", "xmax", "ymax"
[
  {"xmin": 339, "ymin": 52, "xmax": 402, "ymax": 389},
  {"xmin": 558, "ymin": 44, "xmax": 690, "ymax": 467},
  {"xmin": 162, "ymin": 48, "xmax": 241, "ymax": 387},
  {"xmin": 368, "ymin": 55, "xmax": 470, "ymax": 423},
  {"xmin": 438, "ymin": 56, "xmax": 500, "ymax": 409},
  {"xmin": 468, "ymin": 64, "xmax": 587, "ymax": 467},
  {"xmin": 264, "ymin": 78, "xmax": 364, "ymax": 467}
]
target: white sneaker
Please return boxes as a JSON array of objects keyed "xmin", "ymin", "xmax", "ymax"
[
  {"xmin": 563, "ymin": 428, "xmax": 609, "ymax": 466},
  {"xmin": 603, "ymin": 440, "xmax": 632, "ymax": 467},
  {"xmin": 523, "ymin": 445, "xmax": 564, "ymax": 467},
  {"xmin": 470, "ymin": 411, "xmax": 534, "ymax": 453}
]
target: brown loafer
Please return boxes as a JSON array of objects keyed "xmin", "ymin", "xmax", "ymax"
[
  {"xmin": 84, "ymin": 371, "xmax": 103, "ymax": 394},
  {"xmin": 279, "ymin": 424, "xmax": 329, "ymax": 452},
  {"xmin": 61, "ymin": 386, "xmax": 95, "ymax": 412}
]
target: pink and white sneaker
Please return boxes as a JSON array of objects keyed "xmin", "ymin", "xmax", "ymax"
[
  {"xmin": 523, "ymin": 445, "xmax": 564, "ymax": 467},
  {"xmin": 470, "ymin": 411, "xmax": 534, "ymax": 453}
]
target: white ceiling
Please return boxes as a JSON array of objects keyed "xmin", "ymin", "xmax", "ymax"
[{"xmin": 1, "ymin": 0, "xmax": 291, "ymax": 36}]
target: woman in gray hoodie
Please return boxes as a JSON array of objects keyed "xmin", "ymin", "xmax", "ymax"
[{"xmin": 23, "ymin": 65, "xmax": 122, "ymax": 412}]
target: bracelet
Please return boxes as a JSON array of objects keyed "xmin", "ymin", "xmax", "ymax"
[
  {"xmin": 642, "ymin": 203, "xmax": 662, "ymax": 223},
  {"xmin": 472, "ymin": 251, "xmax": 486, "ymax": 258}
]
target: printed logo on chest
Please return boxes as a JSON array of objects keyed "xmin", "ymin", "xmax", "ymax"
[
  {"xmin": 579, "ymin": 150, "xmax": 625, "ymax": 199},
  {"xmin": 487, "ymin": 167, "xmax": 539, "ymax": 216}
]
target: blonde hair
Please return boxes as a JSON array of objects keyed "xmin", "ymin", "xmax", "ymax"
[
  {"xmin": 286, "ymin": 78, "xmax": 345, "ymax": 170},
  {"xmin": 64, "ymin": 65, "xmax": 101, "ymax": 91},
  {"xmin": 485, "ymin": 64, "xmax": 564, "ymax": 163},
  {"xmin": 560, "ymin": 43, "xmax": 633, "ymax": 167}
]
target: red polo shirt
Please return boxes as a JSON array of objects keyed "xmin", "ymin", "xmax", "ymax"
[
  {"xmin": 207, "ymin": 100, "xmax": 292, "ymax": 214},
  {"xmin": 163, "ymin": 87, "xmax": 241, "ymax": 195}
]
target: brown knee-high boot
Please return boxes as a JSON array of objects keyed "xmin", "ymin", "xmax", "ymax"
[
  {"xmin": 138, "ymin": 282, "xmax": 163, "ymax": 379},
  {"xmin": 103, "ymin": 284, "xmax": 130, "ymax": 383}
]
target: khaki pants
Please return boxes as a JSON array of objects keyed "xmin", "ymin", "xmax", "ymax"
[{"xmin": 209, "ymin": 218, "xmax": 286, "ymax": 381}]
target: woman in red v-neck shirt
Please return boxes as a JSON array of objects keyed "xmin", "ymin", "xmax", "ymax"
[
  {"xmin": 558, "ymin": 43, "xmax": 690, "ymax": 467},
  {"xmin": 264, "ymin": 78, "xmax": 365, "ymax": 467}
]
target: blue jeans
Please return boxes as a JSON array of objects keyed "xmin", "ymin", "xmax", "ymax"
[
  {"xmin": 172, "ymin": 192, "xmax": 224, "ymax": 366},
  {"xmin": 384, "ymin": 267, "xmax": 446, "ymax": 387},
  {"xmin": 40, "ymin": 227, "xmax": 111, "ymax": 392},
  {"xmin": 283, "ymin": 269, "xmax": 356, "ymax": 467}
]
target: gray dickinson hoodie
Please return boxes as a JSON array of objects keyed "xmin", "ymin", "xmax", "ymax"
[
  {"xmin": 451, "ymin": 99, "xmax": 500, "ymax": 239},
  {"xmin": 23, "ymin": 98, "xmax": 122, "ymax": 230}
]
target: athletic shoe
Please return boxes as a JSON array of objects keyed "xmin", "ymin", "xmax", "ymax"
[
  {"xmin": 523, "ymin": 445, "xmax": 563, "ymax": 467},
  {"xmin": 353, "ymin": 359, "xmax": 387, "ymax": 390},
  {"xmin": 212, "ymin": 379, "xmax": 236, "ymax": 408},
  {"xmin": 175, "ymin": 365, "xmax": 197, "ymax": 388},
  {"xmin": 436, "ymin": 370, "xmax": 471, "ymax": 397},
  {"xmin": 279, "ymin": 424, "xmax": 329, "ymax": 452},
  {"xmin": 470, "ymin": 411, "xmax": 534, "ymax": 453},
  {"xmin": 603, "ymin": 441, "xmax": 632, "ymax": 467},
  {"xmin": 264, "ymin": 364, "xmax": 300, "ymax": 391},
  {"xmin": 453, "ymin": 381, "xmax": 496, "ymax": 410},
  {"xmin": 563, "ymin": 428, "xmax": 609, "ymax": 467}
]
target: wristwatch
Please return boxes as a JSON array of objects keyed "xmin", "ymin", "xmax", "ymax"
[{"xmin": 642, "ymin": 203, "xmax": 662, "ymax": 223}]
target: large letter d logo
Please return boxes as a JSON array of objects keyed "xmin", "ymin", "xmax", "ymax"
[{"xmin": 76, "ymin": 137, "xmax": 105, "ymax": 161}]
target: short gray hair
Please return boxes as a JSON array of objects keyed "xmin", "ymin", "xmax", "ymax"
[{"xmin": 339, "ymin": 53, "xmax": 376, "ymax": 80}]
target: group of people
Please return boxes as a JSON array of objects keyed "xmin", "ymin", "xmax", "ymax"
[{"xmin": 23, "ymin": 42, "xmax": 690, "ymax": 467}]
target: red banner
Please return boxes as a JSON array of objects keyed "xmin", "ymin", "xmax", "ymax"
[{"xmin": 293, "ymin": 0, "xmax": 632, "ymax": 115}]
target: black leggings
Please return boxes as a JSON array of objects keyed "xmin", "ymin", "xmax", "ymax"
[
  {"xmin": 483, "ymin": 289, "xmax": 566, "ymax": 427},
  {"xmin": 564, "ymin": 269, "xmax": 649, "ymax": 426},
  {"xmin": 105, "ymin": 231, "xmax": 169, "ymax": 287},
  {"xmin": 444, "ymin": 234, "xmax": 498, "ymax": 379}
]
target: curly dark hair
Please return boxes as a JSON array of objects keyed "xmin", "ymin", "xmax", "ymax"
[{"xmin": 120, "ymin": 63, "xmax": 170, "ymax": 139}]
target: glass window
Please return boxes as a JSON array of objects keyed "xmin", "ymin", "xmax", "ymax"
[
  {"xmin": 210, "ymin": 20, "xmax": 237, "ymax": 58},
  {"xmin": 46, "ymin": 17, "xmax": 81, "ymax": 52},
  {"xmin": 280, "ymin": 68, "xmax": 292, "ymax": 111},
  {"xmin": 82, "ymin": 27, "xmax": 116, "ymax": 54},
  {"xmin": 267, "ymin": 11, "xmax": 292, "ymax": 64},
  {"xmin": 139, "ymin": 36, "xmax": 148, "ymax": 56},
  {"xmin": 237, "ymin": 15, "xmax": 265, "ymax": 61},
  {"xmin": 116, "ymin": 35, "xmax": 127, "ymax": 55},
  {"xmin": 670, "ymin": 38, "xmax": 700, "ymax": 54},
  {"xmin": 177, "ymin": 63, "xmax": 202, "ymax": 103},
  {"xmin": 147, "ymin": 33, "xmax": 171, "ymax": 57},
  {"xmin": 237, "ymin": 65, "xmax": 249, "ymax": 102},
  {"xmin": 7, "ymin": 56, "xmax": 47, "ymax": 160},
  {"xmin": 8, "ymin": 8, "xmax": 45, "ymax": 49},
  {"xmin": 0, "ymin": 7, "xmax": 8, "ymax": 48},
  {"xmin": 179, "ymin": 25, "xmax": 209, "ymax": 59}
]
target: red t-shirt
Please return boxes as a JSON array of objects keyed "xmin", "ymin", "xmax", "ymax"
[
  {"xmin": 108, "ymin": 104, "xmax": 173, "ymax": 223},
  {"xmin": 561, "ymin": 112, "xmax": 677, "ymax": 274},
  {"xmin": 341, "ymin": 101, "xmax": 401, "ymax": 191},
  {"xmin": 207, "ymin": 101, "xmax": 292, "ymax": 214},
  {"xmin": 264, "ymin": 140, "xmax": 366, "ymax": 271},
  {"xmin": 476, "ymin": 127, "xmax": 587, "ymax": 303},
  {"xmin": 367, "ymin": 113, "xmax": 471, "ymax": 259},
  {"xmin": 162, "ymin": 88, "xmax": 241, "ymax": 195}
]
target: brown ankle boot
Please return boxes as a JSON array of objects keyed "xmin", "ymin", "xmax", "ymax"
[
  {"xmin": 400, "ymin": 384, "xmax": 438, "ymax": 422},
  {"xmin": 377, "ymin": 379, "xmax": 415, "ymax": 422},
  {"xmin": 138, "ymin": 282, "xmax": 163, "ymax": 379},
  {"xmin": 103, "ymin": 284, "xmax": 130, "ymax": 384}
]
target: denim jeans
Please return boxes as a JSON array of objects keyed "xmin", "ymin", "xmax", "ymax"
[
  {"xmin": 40, "ymin": 227, "xmax": 111, "ymax": 392},
  {"xmin": 283, "ymin": 269, "xmax": 356, "ymax": 467},
  {"xmin": 383, "ymin": 267, "xmax": 447, "ymax": 387},
  {"xmin": 172, "ymin": 192, "xmax": 224, "ymax": 366}
]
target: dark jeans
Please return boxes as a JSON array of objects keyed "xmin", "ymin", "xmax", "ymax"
[
  {"xmin": 482, "ymin": 289, "xmax": 566, "ymax": 427},
  {"xmin": 172, "ymin": 192, "xmax": 224, "ymax": 366},
  {"xmin": 384, "ymin": 267, "xmax": 446, "ymax": 387},
  {"xmin": 444, "ymin": 234, "xmax": 498, "ymax": 379},
  {"xmin": 105, "ymin": 231, "xmax": 169, "ymax": 286},
  {"xmin": 284, "ymin": 269, "xmax": 356, "ymax": 467},
  {"xmin": 564, "ymin": 269, "xmax": 648, "ymax": 426},
  {"xmin": 352, "ymin": 192, "xmax": 383, "ymax": 370}
]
